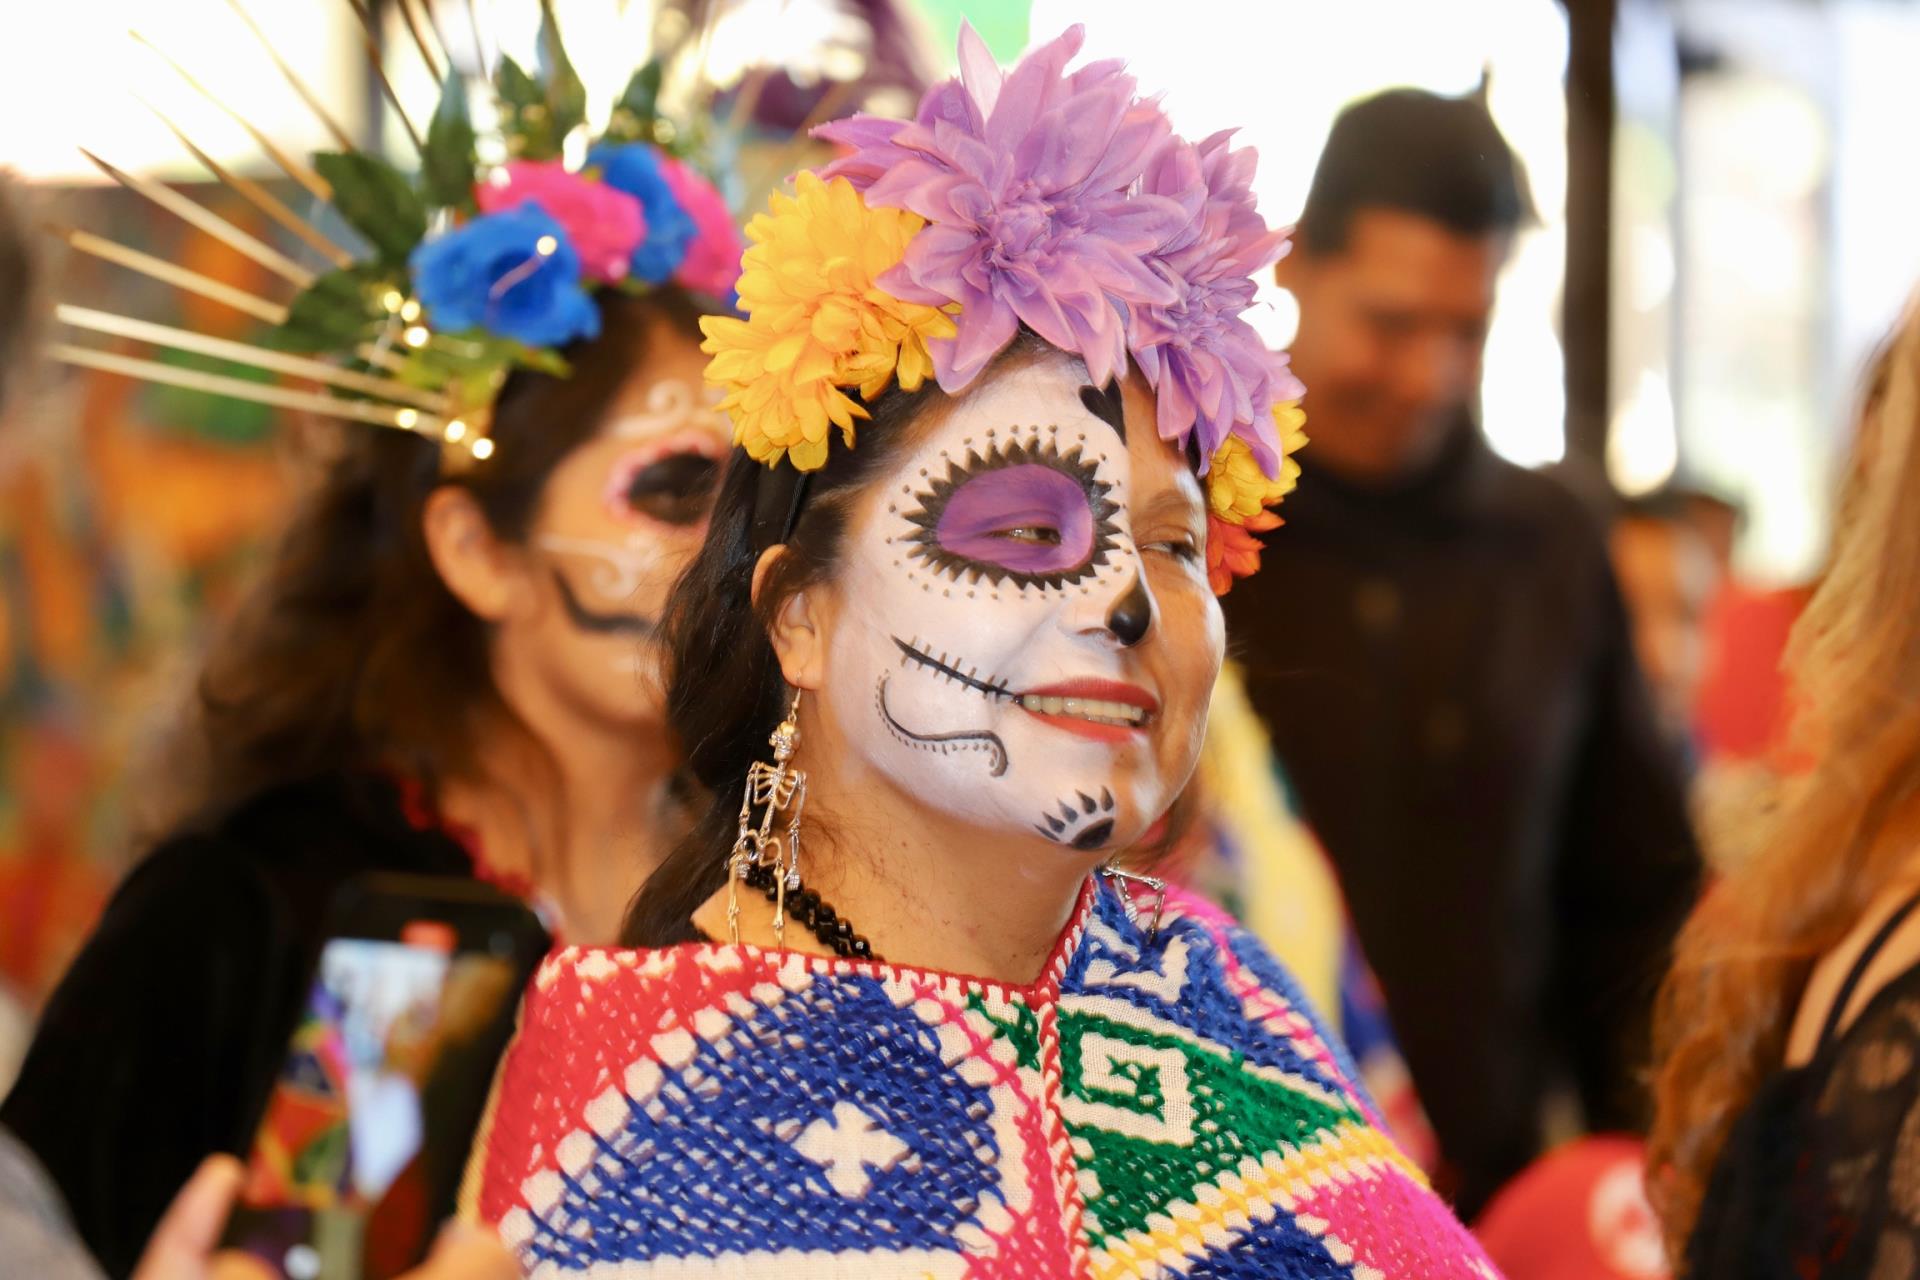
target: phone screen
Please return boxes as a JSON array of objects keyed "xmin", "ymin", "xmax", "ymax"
[{"xmin": 220, "ymin": 914, "xmax": 531, "ymax": 1280}]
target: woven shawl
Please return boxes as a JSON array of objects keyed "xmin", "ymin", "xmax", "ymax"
[{"xmin": 476, "ymin": 877, "xmax": 1499, "ymax": 1277}]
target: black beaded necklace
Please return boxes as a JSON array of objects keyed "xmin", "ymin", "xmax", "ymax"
[{"xmin": 737, "ymin": 859, "xmax": 877, "ymax": 961}]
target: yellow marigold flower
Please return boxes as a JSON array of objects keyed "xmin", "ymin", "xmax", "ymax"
[
  {"xmin": 698, "ymin": 172, "xmax": 956, "ymax": 471},
  {"xmin": 1206, "ymin": 400, "xmax": 1309, "ymax": 523}
]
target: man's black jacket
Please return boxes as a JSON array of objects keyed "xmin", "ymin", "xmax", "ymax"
[{"xmin": 1223, "ymin": 424, "xmax": 1702, "ymax": 1218}]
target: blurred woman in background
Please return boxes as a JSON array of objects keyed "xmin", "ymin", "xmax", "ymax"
[
  {"xmin": 5, "ymin": 282, "xmax": 732, "ymax": 1278},
  {"xmin": 1650, "ymin": 291, "xmax": 1920, "ymax": 1276},
  {"xmin": 1, "ymin": 18, "xmax": 749, "ymax": 1264}
]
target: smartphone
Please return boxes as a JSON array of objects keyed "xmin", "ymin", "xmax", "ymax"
[{"xmin": 217, "ymin": 874, "xmax": 549, "ymax": 1280}]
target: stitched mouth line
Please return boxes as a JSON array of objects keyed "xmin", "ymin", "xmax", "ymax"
[
  {"xmin": 892, "ymin": 637, "xmax": 1151, "ymax": 727},
  {"xmin": 893, "ymin": 636, "xmax": 1016, "ymax": 701}
]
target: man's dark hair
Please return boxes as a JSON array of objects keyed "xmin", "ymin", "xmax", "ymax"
[
  {"xmin": 0, "ymin": 170, "xmax": 42, "ymax": 417},
  {"xmin": 1296, "ymin": 88, "xmax": 1534, "ymax": 255}
]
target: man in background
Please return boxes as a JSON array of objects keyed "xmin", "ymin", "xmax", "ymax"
[
  {"xmin": 1225, "ymin": 90, "xmax": 1700, "ymax": 1217},
  {"xmin": 1608, "ymin": 491, "xmax": 1724, "ymax": 767}
]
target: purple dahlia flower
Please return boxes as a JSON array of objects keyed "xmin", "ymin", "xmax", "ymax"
[
  {"xmin": 817, "ymin": 24, "xmax": 1187, "ymax": 392},
  {"xmin": 1130, "ymin": 129, "xmax": 1293, "ymax": 471}
]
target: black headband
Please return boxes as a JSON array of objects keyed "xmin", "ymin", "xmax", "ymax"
[{"xmin": 749, "ymin": 460, "xmax": 814, "ymax": 554}]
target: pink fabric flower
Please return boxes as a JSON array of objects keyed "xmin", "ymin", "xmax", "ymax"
[
  {"xmin": 1130, "ymin": 130, "xmax": 1294, "ymax": 472},
  {"xmin": 818, "ymin": 24, "xmax": 1186, "ymax": 393},
  {"xmin": 660, "ymin": 156, "xmax": 745, "ymax": 299},
  {"xmin": 475, "ymin": 161, "xmax": 645, "ymax": 285}
]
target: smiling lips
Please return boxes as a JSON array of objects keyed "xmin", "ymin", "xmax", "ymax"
[{"xmin": 1016, "ymin": 678, "xmax": 1159, "ymax": 742}]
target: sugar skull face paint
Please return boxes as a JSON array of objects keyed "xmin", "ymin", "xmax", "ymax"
[
  {"xmin": 536, "ymin": 401, "xmax": 729, "ymax": 638},
  {"xmin": 813, "ymin": 351, "xmax": 1223, "ymax": 854},
  {"xmin": 521, "ymin": 361, "xmax": 730, "ymax": 723}
]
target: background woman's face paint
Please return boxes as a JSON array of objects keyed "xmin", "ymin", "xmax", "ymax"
[
  {"xmin": 520, "ymin": 360, "xmax": 732, "ymax": 721},
  {"xmin": 597, "ymin": 384, "xmax": 729, "ymax": 530},
  {"xmin": 607, "ymin": 447, "xmax": 722, "ymax": 528},
  {"xmin": 814, "ymin": 354, "xmax": 1224, "ymax": 854},
  {"xmin": 541, "ymin": 415, "xmax": 729, "ymax": 630}
]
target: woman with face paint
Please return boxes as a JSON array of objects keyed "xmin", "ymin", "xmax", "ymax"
[
  {"xmin": 474, "ymin": 26, "xmax": 1495, "ymax": 1276},
  {"xmin": 2, "ymin": 25, "xmax": 749, "ymax": 1272}
]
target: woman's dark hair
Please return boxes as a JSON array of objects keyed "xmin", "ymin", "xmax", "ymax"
[
  {"xmin": 165, "ymin": 288, "xmax": 717, "ymax": 830},
  {"xmin": 624, "ymin": 332, "xmax": 1069, "ymax": 944},
  {"xmin": 0, "ymin": 170, "xmax": 44, "ymax": 417}
]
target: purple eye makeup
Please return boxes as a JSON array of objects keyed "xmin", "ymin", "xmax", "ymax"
[{"xmin": 901, "ymin": 436, "xmax": 1121, "ymax": 589}]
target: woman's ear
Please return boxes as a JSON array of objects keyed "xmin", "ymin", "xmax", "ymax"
[
  {"xmin": 753, "ymin": 546, "xmax": 829, "ymax": 691},
  {"xmin": 422, "ymin": 486, "xmax": 527, "ymax": 623}
]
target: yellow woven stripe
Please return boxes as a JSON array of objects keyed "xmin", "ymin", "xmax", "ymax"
[{"xmin": 1088, "ymin": 1121, "xmax": 1428, "ymax": 1280}]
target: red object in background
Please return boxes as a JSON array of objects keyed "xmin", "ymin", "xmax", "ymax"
[
  {"xmin": 1474, "ymin": 1135, "xmax": 1669, "ymax": 1279},
  {"xmin": 1694, "ymin": 583, "xmax": 1813, "ymax": 764},
  {"xmin": 399, "ymin": 920, "xmax": 457, "ymax": 954},
  {"xmin": 363, "ymin": 1154, "xmax": 431, "ymax": 1280}
]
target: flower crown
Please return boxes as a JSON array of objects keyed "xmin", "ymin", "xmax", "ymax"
[
  {"xmin": 53, "ymin": 8, "xmax": 744, "ymax": 465},
  {"xmin": 699, "ymin": 24, "xmax": 1305, "ymax": 593}
]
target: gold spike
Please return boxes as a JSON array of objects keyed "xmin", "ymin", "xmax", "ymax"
[
  {"xmin": 355, "ymin": 341, "xmax": 410, "ymax": 374},
  {"xmin": 464, "ymin": 0, "xmax": 493, "ymax": 74},
  {"xmin": 724, "ymin": 67, "xmax": 773, "ymax": 137},
  {"xmin": 139, "ymin": 99, "xmax": 358, "ymax": 270},
  {"xmin": 216, "ymin": 0, "xmax": 358, "ymax": 152},
  {"xmin": 132, "ymin": 31, "xmax": 333, "ymax": 203},
  {"xmin": 56, "ymin": 305, "xmax": 452, "ymax": 413},
  {"xmin": 686, "ymin": 0, "xmax": 728, "ymax": 94},
  {"xmin": 52, "ymin": 225, "xmax": 291, "ymax": 325},
  {"xmin": 50, "ymin": 344, "xmax": 444, "ymax": 437},
  {"xmin": 395, "ymin": 0, "xmax": 445, "ymax": 84},
  {"xmin": 343, "ymin": 0, "xmax": 425, "ymax": 154},
  {"xmin": 411, "ymin": 0, "xmax": 458, "ymax": 72},
  {"xmin": 795, "ymin": 80, "xmax": 860, "ymax": 137},
  {"xmin": 80, "ymin": 150, "xmax": 317, "ymax": 290}
]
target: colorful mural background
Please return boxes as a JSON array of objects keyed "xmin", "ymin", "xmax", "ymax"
[{"xmin": 0, "ymin": 183, "xmax": 295, "ymax": 1004}]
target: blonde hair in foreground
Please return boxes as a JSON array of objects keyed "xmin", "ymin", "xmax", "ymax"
[{"xmin": 1648, "ymin": 291, "xmax": 1920, "ymax": 1261}]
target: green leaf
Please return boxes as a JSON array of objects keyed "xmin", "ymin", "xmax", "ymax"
[
  {"xmin": 312, "ymin": 152, "xmax": 427, "ymax": 268},
  {"xmin": 396, "ymin": 332, "xmax": 571, "ymax": 409},
  {"xmin": 422, "ymin": 73, "xmax": 478, "ymax": 213},
  {"xmin": 604, "ymin": 61, "xmax": 664, "ymax": 144},
  {"xmin": 273, "ymin": 264, "xmax": 393, "ymax": 353},
  {"xmin": 495, "ymin": 55, "xmax": 558, "ymax": 160},
  {"xmin": 510, "ymin": 341, "xmax": 571, "ymax": 378},
  {"xmin": 536, "ymin": 1, "xmax": 587, "ymax": 141},
  {"xmin": 495, "ymin": 55, "xmax": 544, "ymax": 111}
]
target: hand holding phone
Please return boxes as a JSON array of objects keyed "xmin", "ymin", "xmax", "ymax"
[
  {"xmin": 129, "ymin": 1155, "xmax": 517, "ymax": 1280},
  {"xmin": 216, "ymin": 876, "xmax": 546, "ymax": 1280}
]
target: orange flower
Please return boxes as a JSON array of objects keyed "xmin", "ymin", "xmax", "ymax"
[{"xmin": 1205, "ymin": 509, "xmax": 1282, "ymax": 595}]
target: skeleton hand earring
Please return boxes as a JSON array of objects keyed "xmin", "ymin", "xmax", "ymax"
[{"xmin": 1098, "ymin": 862, "xmax": 1168, "ymax": 946}]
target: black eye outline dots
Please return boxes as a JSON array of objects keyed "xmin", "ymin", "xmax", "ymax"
[{"xmin": 899, "ymin": 435, "xmax": 1122, "ymax": 591}]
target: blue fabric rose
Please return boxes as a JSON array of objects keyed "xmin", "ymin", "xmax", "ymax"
[
  {"xmin": 588, "ymin": 143, "xmax": 696, "ymax": 285},
  {"xmin": 409, "ymin": 206, "xmax": 600, "ymax": 347}
]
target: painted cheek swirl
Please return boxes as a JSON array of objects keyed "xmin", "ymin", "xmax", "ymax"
[{"xmin": 901, "ymin": 436, "xmax": 1121, "ymax": 590}]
